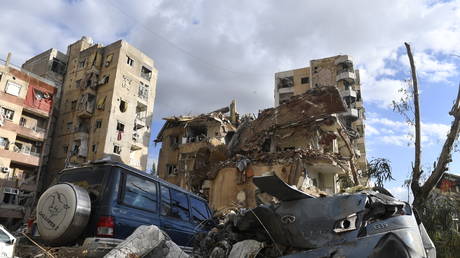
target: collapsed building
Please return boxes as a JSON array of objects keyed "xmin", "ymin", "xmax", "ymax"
[{"xmin": 156, "ymin": 84, "xmax": 367, "ymax": 211}]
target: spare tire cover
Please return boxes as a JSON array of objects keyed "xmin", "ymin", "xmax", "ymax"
[{"xmin": 36, "ymin": 183, "xmax": 91, "ymax": 244}]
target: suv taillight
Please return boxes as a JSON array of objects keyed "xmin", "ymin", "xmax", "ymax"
[{"xmin": 96, "ymin": 216, "xmax": 114, "ymax": 237}]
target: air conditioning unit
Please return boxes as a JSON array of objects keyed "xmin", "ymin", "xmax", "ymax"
[{"xmin": 1, "ymin": 167, "xmax": 9, "ymax": 173}]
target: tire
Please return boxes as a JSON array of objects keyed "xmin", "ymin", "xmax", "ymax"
[{"xmin": 36, "ymin": 183, "xmax": 91, "ymax": 245}]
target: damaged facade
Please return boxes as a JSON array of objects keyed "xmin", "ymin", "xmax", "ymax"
[
  {"xmin": 275, "ymin": 55, "xmax": 367, "ymax": 171},
  {"xmin": 0, "ymin": 55, "xmax": 57, "ymax": 226},
  {"xmin": 156, "ymin": 70, "xmax": 367, "ymax": 211},
  {"xmin": 34, "ymin": 36, "xmax": 158, "ymax": 185}
]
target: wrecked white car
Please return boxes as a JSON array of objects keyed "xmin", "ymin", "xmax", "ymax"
[
  {"xmin": 0, "ymin": 224, "xmax": 16, "ymax": 258},
  {"xmin": 194, "ymin": 174, "xmax": 436, "ymax": 258}
]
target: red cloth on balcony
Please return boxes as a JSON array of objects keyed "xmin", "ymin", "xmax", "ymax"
[{"xmin": 24, "ymin": 85, "xmax": 53, "ymax": 113}]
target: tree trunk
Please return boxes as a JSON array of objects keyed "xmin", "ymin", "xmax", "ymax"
[{"xmin": 405, "ymin": 42, "xmax": 423, "ymax": 197}]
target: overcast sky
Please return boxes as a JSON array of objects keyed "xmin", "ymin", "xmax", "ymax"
[{"xmin": 2, "ymin": 0, "xmax": 460, "ymax": 200}]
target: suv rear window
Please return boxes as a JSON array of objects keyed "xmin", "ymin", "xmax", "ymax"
[
  {"xmin": 58, "ymin": 167, "xmax": 107, "ymax": 200},
  {"xmin": 122, "ymin": 174, "xmax": 158, "ymax": 212}
]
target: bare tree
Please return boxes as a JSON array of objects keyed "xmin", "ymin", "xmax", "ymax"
[{"xmin": 401, "ymin": 42, "xmax": 460, "ymax": 210}]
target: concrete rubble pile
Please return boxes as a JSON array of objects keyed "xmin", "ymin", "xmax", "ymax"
[{"xmin": 156, "ymin": 86, "xmax": 366, "ymax": 212}]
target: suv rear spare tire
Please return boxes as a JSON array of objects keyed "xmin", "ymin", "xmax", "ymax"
[{"xmin": 36, "ymin": 183, "xmax": 91, "ymax": 245}]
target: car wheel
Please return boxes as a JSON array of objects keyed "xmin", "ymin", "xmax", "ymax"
[{"xmin": 36, "ymin": 183, "xmax": 91, "ymax": 245}]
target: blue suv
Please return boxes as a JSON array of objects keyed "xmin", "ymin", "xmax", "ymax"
[{"xmin": 35, "ymin": 160, "xmax": 213, "ymax": 253}]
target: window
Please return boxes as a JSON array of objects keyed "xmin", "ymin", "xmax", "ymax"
[
  {"xmin": 0, "ymin": 137, "xmax": 9, "ymax": 149},
  {"xmin": 161, "ymin": 186, "xmax": 171, "ymax": 216},
  {"xmin": 79, "ymin": 59, "xmax": 86, "ymax": 68},
  {"xmin": 141, "ymin": 66, "xmax": 152, "ymax": 80},
  {"xmin": 123, "ymin": 174, "xmax": 158, "ymax": 212},
  {"xmin": 100, "ymin": 75, "xmax": 109, "ymax": 85},
  {"xmin": 19, "ymin": 117, "xmax": 26, "ymax": 127},
  {"xmin": 95, "ymin": 119, "xmax": 102, "ymax": 129},
  {"xmin": 113, "ymin": 144, "xmax": 121, "ymax": 154},
  {"xmin": 117, "ymin": 122, "xmax": 125, "ymax": 132},
  {"xmin": 92, "ymin": 144, "xmax": 97, "ymax": 153},
  {"xmin": 166, "ymin": 164, "xmax": 177, "ymax": 176},
  {"xmin": 301, "ymin": 77, "xmax": 309, "ymax": 84},
  {"xmin": 119, "ymin": 100, "xmax": 127, "ymax": 113},
  {"xmin": 170, "ymin": 189, "xmax": 190, "ymax": 221},
  {"xmin": 138, "ymin": 82, "xmax": 149, "ymax": 100},
  {"xmin": 169, "ymin": 135, "xmax": 179, "ymax": 147},
  {"xmin": 190, "ymin": 197, "xmax": 210, "ymax": 224},
  {"xmin": 105, "ymin": 54, "xmax": 113, "ymax": 67},
  {"xmin": 51, "ymin": 58, "xmax": 66, "ymax": 75},
  {"xmin": 71, "ymin": 100, "xmax": 77, "ymax": 111},
  {"xmin": 2, "ymin": 108, "xmax": 14, "ymax": 120},
  {"xmin": 66, "ymin": 122, "xmax": 73, "ymax": 130},
  {"xmin": 63, "ymin": 145, "xmax": 68, "ymax": 153},
  {"xmin": 277, "ymin": 76, "xmax": 293, "ymax": 89},
  {"xmin": 5, "ymin": 81, "xmax": 21, "ymax": 96},
  {"xmin": 127, "ymin": 56, "xmax": 134, "ymax": 66}
]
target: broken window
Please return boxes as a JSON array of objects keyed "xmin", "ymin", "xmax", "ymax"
[
  {"xmin": 141, "ymin": 66, "xmax": 152, "ymax": 80},
  {"xmin": 113, "ymin": 144, "xmax": 121, "ymax": 154},
  {"xmin": 19, "ymin": 117, "xmax": 26, "ymax": 127},
  {"xmin": 117, "ymin": 122, "xmax": 125, "ymax": 132},
  {"xmin": 186, "ymin": 125, "xmax": 207, "ymax": 143},
  {"xmin": 166, "ymin": 164, "xmax": 177, "ymax": 176},
  {"xmin": 95, "ymin": 119, "xmax": 102, "ymax": 129},
  {"xmin": 2, "ymin": 108, "xmax": 14, "ymax": 120},
  {"xmin": 63, "ymin": 145, "xmax": 68, "ymax": 154},
  {"xmin": 119, "ymin": 100, "xmax": 127, "ymax": 113},
  {"xmin": 66, "ymin": 122, "xmax": 73, "ymax": 130},
  {"xmin": 277, "ymin": 76, "xmax": 294, "ymax": 89},
  {"xmin": 105, "ymin": 54, "xmax": 113, "ymax": 67},
  {"xmin": 301, "ymin": 77, "xmax": 309, "ymax": 84},
  {"xmin": 99, "ymin": 75, "xmax": 109, "ymax": 85},
  {"xmin": 92, "ymin": 144, "xmax": 97, "ymax": 153},
  {"xmin": 127, "ymin": 56, "xmax": 134, "ymax": 66},
  {"xmin": 138, "ymin": 82, "xmax": 149, "ymax": 101},
  {"xmin": 0, "ymin": 137, "xmax": 9, "ymax": 149},
  {"xmin": 97, "ymin": 96, "xmax": 106, "ymax": 110},
  {"xmin": 77, "ymin": 93, "xmax": 96, "ymax": 114},
  {"xmin": 279, "ymin": 92, "xmax": 293, "ymax": 104},
  {"xmin": 169, "ymin": 135, "xmax": 179, "ymax": 147},
  {"xmin": 225, "ymin": 131, "xmax": 235, "ymax": 144},
  {"xmin": 71, "ymin": 100, "xmax": 77, "ymax": 111},
  {"xmin": 78, "ymin": 59, "xmax": 86, "ymax": 68},
  {"xmin": 75, "ymin": 80, "xmax": 81, "ymax": 89},
  {"xmin": 51, "ymin": 58, "xmax": 66, "ymax": 75},
  {"xmin": 5, "ymin": 81, "xmax": 21, "ymax": 96}
]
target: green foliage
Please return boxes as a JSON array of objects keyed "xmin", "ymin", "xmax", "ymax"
[
  {"xmin": 420, "ymin": 193, "xmax": 460, "ymax": 258},
  {"xmin": 365, "ymin": 158, "xmax": 394, "ymax": 187}
]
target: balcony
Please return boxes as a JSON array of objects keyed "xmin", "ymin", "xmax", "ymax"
[
  {"xmin": 336, "ymin": 70, "xmax": 356, "ymax": 83},
  {"xmin": 334, "ymin": 55, "xmax": 354, "ymax": 66},
  {"xmin": 2, "ymin": 120, "xmax": 46, "ymax": 141},
  {"xmin": 0, "ymin": 148, "xmax": 40, "ymax": 166},
  {"xmin": 340, "ymin": 88, "xmax": 357, "ymax": 99},
  {"xmin": 342, "ymin": 108, "xmax": 359, "ymax": 121},
  {"xmin": 278, "ymin": 87, "xmax": 294, "ymax": 94}
]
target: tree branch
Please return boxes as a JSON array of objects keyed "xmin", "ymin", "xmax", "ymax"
[
  {"xmin": 415, "ymin": 83, "xmax": 460, "ymax": 206},
  {"xmin": 405, "ymin": 42, "xmax": 422, "ymax": 196}
]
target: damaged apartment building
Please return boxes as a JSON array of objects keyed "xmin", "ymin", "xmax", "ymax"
[
  {"xmin": 31, "ymin": 37, "xmax": 158, "ymax": 185},
  {"xmin": 156, "ymin": 55, "xmax": 367, "ymax": 211},
  {"xmin": 0, "ymin": 54, "xmax": 58, "ymax": 226}
]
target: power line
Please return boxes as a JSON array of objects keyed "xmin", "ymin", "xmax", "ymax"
[{"xmin": 105, "ymin": 0, "xmax": 274, "ymax": 76}]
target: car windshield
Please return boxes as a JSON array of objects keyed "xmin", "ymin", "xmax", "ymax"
[
  {"xmin": 0, "ymin": 228, "xmax": 11, "ymax": 243},
  {"xmin": 58, "ymin": 166, "xmax": 107, "ymax": 200}
]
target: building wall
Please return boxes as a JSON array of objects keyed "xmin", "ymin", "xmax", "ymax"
[
  {"xmin": 46, "ymin": 37, "xmax": 157, "ymax": 182},
  {"xmin": 0, "ymin": 61, "xmax": 57, "ymax": 226}
]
